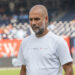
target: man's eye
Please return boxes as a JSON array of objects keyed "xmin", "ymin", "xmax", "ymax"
[
  {"xmin": 29, "ymin": 18, "xmax": 33, "ymax": 21},
  {"xmin": 34, "ymin": 18, "xmax": 40, "ymax": 20}
]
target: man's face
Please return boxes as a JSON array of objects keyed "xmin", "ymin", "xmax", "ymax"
[{"xmin": 29, "ymin": 10, "xmax": 46, "ymax": 35}]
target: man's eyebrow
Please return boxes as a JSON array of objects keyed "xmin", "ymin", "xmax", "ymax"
[
  {"xmin": 29, "ymin": 17, "xmax": 40, "ymax": 20},
  {"xmin": 34, "ymin": 17, "xmax": 40, "ymax": 20}
]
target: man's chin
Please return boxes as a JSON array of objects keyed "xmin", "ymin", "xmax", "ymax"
[
  {"xmin": 33, "ymin": 30, "xmax": 39, "ymax": 34},
  {"xmin": 34, "ymin": 32, "xmax": 39, "ymax": 35},
  {"xmin": 35, "ymin": 31, "xmax": 44, "ymax": 35},
  {"xmin": 33, "ymin": 28, "xmax": 45, "ymax": 35}
]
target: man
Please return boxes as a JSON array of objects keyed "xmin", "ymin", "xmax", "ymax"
[{"xmin": 18, "ymin": 5, "xmax": 73, "ymax": 75}]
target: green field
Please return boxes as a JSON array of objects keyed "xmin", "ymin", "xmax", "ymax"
[
  {"xmin": 0, "ymin": 66, "xmax": 75, "ymax": 75},
  {"xmin": 0, "ymin": 68, "xmax": 20, "ymax": 75}
]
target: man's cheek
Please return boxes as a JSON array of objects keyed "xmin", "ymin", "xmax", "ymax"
[{"xmin": 38, "ymin": 22, "xmax": 43, "ymax": 27}]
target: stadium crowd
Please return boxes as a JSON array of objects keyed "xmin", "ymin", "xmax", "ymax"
[
  {"xmin": 0, "ymin": 23, "xmax": 33, "ymax": 39},
  {"xmin": 0, "ymin": 1, "xmax": 75, "ymax": 39},
  {"xmin": 0, "ymin": 20, "xmax": 75, "ymax": 40}
]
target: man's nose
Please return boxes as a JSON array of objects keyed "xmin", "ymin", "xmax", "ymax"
[{"xmin": 32, "ymin": 20, "xmax": 36, "ymax": 24}]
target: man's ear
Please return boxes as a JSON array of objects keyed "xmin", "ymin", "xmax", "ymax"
[
  {"xmin": 45, "ymin": 16, "xmax": 48, "ymax": 21},
  {"xmin": 45, "ymin": 16, "xmax": 48, "ymax": 24}
]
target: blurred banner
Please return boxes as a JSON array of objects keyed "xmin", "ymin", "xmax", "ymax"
[
  {"xmin": 70, "ymin": 37, "xmax": 75, "ymax": 61},
  {"xmin": 63, "ymin": 36, "xmax": 71, "ymax": 52},
  {"xmin": 0, "ymin": 39, "xmax": 22, "ymax": 58}
]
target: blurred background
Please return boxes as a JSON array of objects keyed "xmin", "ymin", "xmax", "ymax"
[{"xmin": 0, "ymin": 0, "xmax": 75, "ymax": 69}]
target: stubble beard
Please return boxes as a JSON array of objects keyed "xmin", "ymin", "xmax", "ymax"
[{"xmin": 33, "ymin": 21, "xmax": 46, "ymax": 36}]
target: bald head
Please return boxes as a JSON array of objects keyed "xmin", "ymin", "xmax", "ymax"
[{"xmin": 29, "ymin": 5, "xmax": 48, "ymax": 18}]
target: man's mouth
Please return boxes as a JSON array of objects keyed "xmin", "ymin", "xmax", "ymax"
[{"xmin": 32, "ymin": 26, "xmax": 39, "ymax": 30}]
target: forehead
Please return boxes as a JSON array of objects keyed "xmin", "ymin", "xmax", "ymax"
[{"xmin": 29, "ymin": 9, "xmax": 43, "ymax": 18}]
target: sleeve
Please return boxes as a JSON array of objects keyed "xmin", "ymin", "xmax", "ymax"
[
  {"xmin": 56, "ymin": 37, "xmax": 73, "ymax": 66},
  {"xmin": 17, "ymin": 41, "xmax": 26, "ymax": 66}
]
